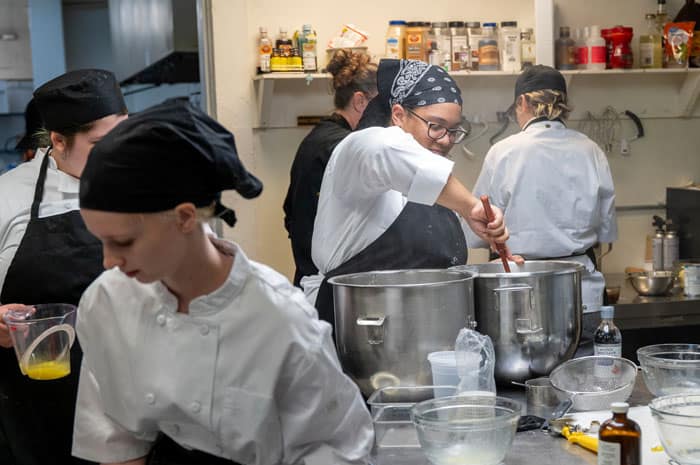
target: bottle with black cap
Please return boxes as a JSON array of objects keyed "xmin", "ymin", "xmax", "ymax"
[
  {"xmin": 598, "ymin": 402, "xmax": 641, "ymax": 465},
  {"xmin": 594, "ymin": 305, "xmax": 622, "ymax": 358}
]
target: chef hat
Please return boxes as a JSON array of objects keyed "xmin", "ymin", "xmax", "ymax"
[
  {"xmin": 514, "ymin": 65, "xmax": 567, "ymax": 100},
  {"xmin": 358, "ymin": 59, "xmax": 462, "ymax": 130},
  {"xmin": 80, "ymin": 99, "xmax": 262, "ymax": 227},
  {"xmin": 33, "ymin": 69, "xmax": 127, "ymax": 133}
]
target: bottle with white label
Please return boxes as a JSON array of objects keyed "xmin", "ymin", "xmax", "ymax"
[
  {"xmin": 594, "ymin": 306, "xmax": 622, "ymax": 357},
  {"xmin": 598, "ymin": 402, "xmax": 641, "ymax": 465},
  {"xmin": 587, "ymin": 25, "xmax": 607, "ymax": 70}
]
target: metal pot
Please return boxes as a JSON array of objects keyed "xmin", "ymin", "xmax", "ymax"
[
  {"xmin": 328, "ymin": 269, "xmax": 476, "ymax": 397},
  {"xmin": 455, "ymin": 261, "xmax": 583, "ymax": 384}
]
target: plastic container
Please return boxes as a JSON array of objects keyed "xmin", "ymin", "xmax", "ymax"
[
  {"xmin": 449, "ymin": 21, "xmax": 468, "ymax": 71},
  {"xmin": 478, "ymin": 23, "xmax": 499, "ymax": 71},
  {"xmin": 385, "ymin": 20, "xmax": 406, "ymax": 59},
  {"xmin": 429, "ymin": 21, "xmax": 451, "ymax": 62},
  {"xmin": 427, "ymin": 351, "xmax": 459, "ymax": 397},
  {"xmin": 586, "ymin": 25, "xmax": 606, "ymax": 70},
  {"xmin": 466, "ymin": 21, "xmax": 483, "ymax": 70},
  {"xmin": 406, "ymin": 21, "xmax": 427, "ymax": 61},
  {"xmin": 576, "ymin": 27, "xmax": 589, "ymax": 69},
  {"xmin": 684, "ymin": 263, "xmax": 700, "ymax": 296},
  {"xmin": 608, "ymin": 26, "xmax": 634, "ymax": 69},
  {"xmin": 521, "ymin": 28, "xmax": 536, "ymax": 69}
]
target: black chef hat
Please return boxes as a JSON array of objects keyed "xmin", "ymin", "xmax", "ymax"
[
  {"xmin": 80, "ymin": 99, "xmax": 263, "ymax": 227},
  {"xmin": 514, "ymin": 65, "xmax": 567, "ymax": 100},
  {"xmin": 33, "ymin": 69, "xmax": 127, "ymax": 133},
  {"xmin": 15, "ymin": 98, "xmax": 43, "ymax": 151}
]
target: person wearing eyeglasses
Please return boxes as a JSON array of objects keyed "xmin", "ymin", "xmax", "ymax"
[{"xmin": 301, "ymin": 59, "xmax": 520, "ymax": 328}]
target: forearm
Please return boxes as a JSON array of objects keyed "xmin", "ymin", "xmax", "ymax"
[{"xmin": 436, "ymin": 175, "xmax": 479, "ymax": 219}]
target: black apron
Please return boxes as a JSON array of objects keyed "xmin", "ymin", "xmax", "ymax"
[
  {"xmin": 147, "ymin": 435, "xmax": 239, "ymax": 465},
  {"xmin": 315, "ymin": 201, "xmax": 468, "ymax": 329},
  {"xmin": 0, "ymin": 152, "xmax": 102, "ymax": 465}
]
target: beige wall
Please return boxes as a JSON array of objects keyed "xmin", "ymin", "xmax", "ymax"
[{"xmin": 211, "ymin": 0, "xmax": 700, "ymax": 281}]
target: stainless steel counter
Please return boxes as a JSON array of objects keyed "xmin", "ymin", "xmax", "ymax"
[{"xmin": 372, "ymin": 375, "xmax": 656, "ymax": 465}]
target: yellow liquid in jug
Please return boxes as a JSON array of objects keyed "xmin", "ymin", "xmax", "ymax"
[{"xmin": 24, "ymin": 360, "xmax": 71, "ymax": 380}]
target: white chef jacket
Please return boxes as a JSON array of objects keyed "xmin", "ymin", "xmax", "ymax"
[
  {"xmin": 72, "ymin": 239, "xmax": 373, "ymax": 465},
  {"xmin": 468, "ymin": 120, "xmax": 617, "ymax": 312},
  {"xmin": 0, "ymin": 149, "xmax": 81, "ymax": 290},
  {"xmin": 301, "ymin": 126, "xmax": 460, "ymax": 304}
]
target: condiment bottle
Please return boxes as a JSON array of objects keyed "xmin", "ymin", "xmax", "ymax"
[
  {"xmin": 258, "ymin": 27, "xmax": 273, "ymax": 73},
  {"xmin": 587, "ymin": 25, "xmax": 607, "ymax": 70},
  {"xmin": 406, "ymin": 22, "xmax": 426, "ymax": 61},
  {"xmin": 520, "ymin": 28, "xmax": 536, "ymax": 69},
  {"xmin": 296, "ymin": 24, "xmax": 317, "ymax": 72},
  {"xmin": 386, "ymin": 20, "xmax": 407, "ymax": 59},
  {"xmin": 478, "ymin": 22, "xmax": 500, "ymax": 70},
  {"xmin": 500, "ymin": 21, "xmax": 521, "ymax": 72},
  {"xmin": 598, "ymin": 402, "xmax": 641, "ymax": 465},
  {"xmin": 594, "ymin": 306, "xmax": 622, "ymax": 358},
  {"xmin": 449, "ymin": 21, "xmax": 468, "ymax": 71},
  {"xmin": 466, "ymin": 22, "xmax": 483, "ymax": 70},
  {"xmin": 555, "ymin": 26, "xmax": 577, "ymax": 70},
  {"xmin": 576, "ymin": 27, "xmax": 589, "ymax": 69},
  {"xmin": 276, "ymin": 27, "xmax": 293, "ymax": 57},
  {"xmin": 640, "ymin": 13, "xmax": 664, "ymax": 68}
]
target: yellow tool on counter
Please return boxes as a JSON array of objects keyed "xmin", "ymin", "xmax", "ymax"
[{"xmin": 561, "ymin": 425, "xmax": 598, "ymax": 453}]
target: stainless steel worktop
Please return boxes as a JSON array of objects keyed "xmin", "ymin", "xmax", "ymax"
[{"xmin": 372, "ymin": 375, "xmax": 656, "ymax": 465}]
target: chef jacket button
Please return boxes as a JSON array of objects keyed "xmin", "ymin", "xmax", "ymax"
[
  {"xmin": 189, "ymin": 401, "xmax": 201, "ymax": 413},
  {"xmin": 199, "ymin": 325, "xmax": 210, "ymax": 336},
  {"xmin": 145, "ymin": 393, "xmax": 156, "ymax": 405},
  {"xmin": 156, "ymin": 314, "xmax": 166, "ymax": 326}
]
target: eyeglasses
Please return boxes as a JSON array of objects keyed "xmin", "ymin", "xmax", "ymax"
[{"xmin": 406, "ymin": 108, "xmax": 470, "ymax": 144}]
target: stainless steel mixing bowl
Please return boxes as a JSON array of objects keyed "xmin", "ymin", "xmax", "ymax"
[{"xmin": 627, "ymin": 271, "xmax": 674, "ymax": 296}]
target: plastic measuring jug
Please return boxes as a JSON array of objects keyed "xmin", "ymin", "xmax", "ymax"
[{"xmin": 3, "ymin": 303, "xmax": 76, "ymax": 380}]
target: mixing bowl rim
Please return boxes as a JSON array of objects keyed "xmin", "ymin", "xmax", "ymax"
[
  {"xmin": 637, "ymin": 344, "xmax": 700, "ymax": 365},
  {"xmin": 549, "ymin": 356, "xmax": 638, "ymax": 393},
  {"xmin": 650, "ymin": 393, "xmax": 700, "ymax": 419},
  {"xmin": 410, "ymin": 395, "xmax": 522, "ymax": 428},
  {"xmin": 458, "ymin": 260, "xmax": 584, "ymax": 278},
  {"xmin": 327, "ymin": 268, "xmax": 476, "ymax": 288}
]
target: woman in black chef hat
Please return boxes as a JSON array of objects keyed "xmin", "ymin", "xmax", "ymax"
[
  {"xmin": 0, "ymin": 69, "xmax": 127, "ymax": 465},
  {"xmin": 73, "ymin": 99, "xmax": 373, "ymax": 465}
]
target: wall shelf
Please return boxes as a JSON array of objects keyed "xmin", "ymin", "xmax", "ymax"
[{"xmin": 253, "ymin": 68, "xmax": 700, "ymax": 128}]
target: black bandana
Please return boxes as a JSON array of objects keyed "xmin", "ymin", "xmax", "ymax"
[
  {"xmin": 33, "ymin": 69, "xmax": 127, "ymax": 132},
  {"xmin": 80, "ymin": 100, "xmax": 262, "ymax": 227},
  {"xmin": 358, "ymin": 59, "xmax": 462, "ymax": 129}
]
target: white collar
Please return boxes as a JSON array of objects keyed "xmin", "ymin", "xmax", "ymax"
[{"xmin": 38, "ymin": 148, "xmax": 81, "ymax": 194}]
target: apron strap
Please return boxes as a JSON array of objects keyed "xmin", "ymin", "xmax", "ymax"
[{"xmin": 30, "ymin": 152, "xmax": 52, "ymax": 220}]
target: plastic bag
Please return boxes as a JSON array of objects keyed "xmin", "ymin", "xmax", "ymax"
[{"xmin": 455, "ymin": 328, "xmax": 496, "ymax": 396}]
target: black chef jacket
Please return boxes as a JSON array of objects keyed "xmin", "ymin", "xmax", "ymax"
[{"xmin": 283, "ymin": 113, "xmax": 352, "ymax": 286}]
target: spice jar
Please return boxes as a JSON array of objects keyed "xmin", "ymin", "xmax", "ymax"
[{"xmin": 608, "ymin": 26, "xmax": 634, "ymax": 69}]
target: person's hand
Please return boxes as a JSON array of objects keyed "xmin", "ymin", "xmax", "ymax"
[
  {"xmin": 0, "ymin": 304, "xmax": 33, "ymax": 348},
  {"xmin": 498, "ymin": 246, "xmax": 525, "ymax": 266},
  {"xmin": 467, "ymin": 202, "xmax": 508, "ymax": 243}
]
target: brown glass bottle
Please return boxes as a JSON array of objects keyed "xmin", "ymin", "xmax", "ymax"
[{"xmin": 598, "ymin": 402, "xmax": 641, "ymax": 465}]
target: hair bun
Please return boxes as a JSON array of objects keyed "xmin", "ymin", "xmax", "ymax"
[{"xmin": 327, "ymin": 49, "xmax": 371, "ymax": 90}]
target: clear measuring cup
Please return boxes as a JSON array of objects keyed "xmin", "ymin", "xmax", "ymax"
[{"xmin": 2, "ymin": 303, "xmax": 76, "ymax": 381}]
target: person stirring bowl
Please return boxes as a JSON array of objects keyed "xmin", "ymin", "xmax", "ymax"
[
  {"xmin": 302, "ymin": 59, "xmax": 520, "ymax": 326},
  {"xmin": 0, "ymin": 69, "xmax": 127, "ymax": 465},
  {"xmin": 284, "ymin": 49, "xmax": 377, "ymax": 287},
  {"xmin": 469, "ymin": 65, "xmax": 617, "ymax": 355},
  {"xmin": 73, "ymin": 100, "xmax": 373, "ymax": 465}
]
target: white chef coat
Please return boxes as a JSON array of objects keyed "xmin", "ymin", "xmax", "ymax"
[
  {"xmin": 301, "ymin": 126, "xmax": 460, "ymax": 304},
  {"xmin": 72, "ymin": 238, "xmax": 373, "ymax": 465},
  {"xmin": 468, "ymin": 120, "xmax": 617, "ymax": 312},
  {"xmin": 0, "ymin": 149, "xmax": 81, "ymax": 290}
]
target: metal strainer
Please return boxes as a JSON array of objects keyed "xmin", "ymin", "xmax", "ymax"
[{"xmin": 549, "ymin": 356, "xmax": 638, "ymax": 411}]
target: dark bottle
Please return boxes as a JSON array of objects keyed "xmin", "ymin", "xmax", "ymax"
[
  {"xmin": 594, "ymin": 306, "xmax": 622, "ymax": 357},
  {"xmin": 598, "ymin": 402, "xmax": 641, "ymax": 465}
]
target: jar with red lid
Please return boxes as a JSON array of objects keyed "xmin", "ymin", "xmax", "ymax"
[{"xmin": 608, "ymin": 26, "xmax": 634, "ymax": 69}]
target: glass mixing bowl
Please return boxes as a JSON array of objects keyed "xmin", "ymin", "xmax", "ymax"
[
  {"xmin": 638, "ymin": 344, "xmax": 700, "ymax": 396},
  {"xmin": 411, "ymin": 395, "xmax": 521, "ymax": 465},
  {"xmin": 650, "ymin": 394, "xmax": 700, "ymax": 465}
]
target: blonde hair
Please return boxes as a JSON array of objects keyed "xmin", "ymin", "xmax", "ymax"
[
  {"xmin": 157, "ymin": 202, "xmax": 217, "ymax": 223},
  {"xmin": 520, "ymin": 89, "xmax": 571, "ymax": 120}
]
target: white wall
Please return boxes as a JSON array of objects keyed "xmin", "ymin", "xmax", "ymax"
[{"xmin": 210, "ymin": 0, "xmax": 700, "ymax": 281}]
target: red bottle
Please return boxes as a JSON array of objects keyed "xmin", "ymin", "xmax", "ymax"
[{"xmin": 609, "ymin": 26, "xmax": 634, "ymax": 69}]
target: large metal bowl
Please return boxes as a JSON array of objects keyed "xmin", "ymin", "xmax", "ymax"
[
  {"xmin": 637, "ymin": 344, "xmax": 700, "ymax": 396},
  {"xmin": 411, "ymin": 395, "xmax": 521, "ymax": 465},
  {"xmin": 627, "ymin": 271, "xmax": 674, "ymax": 296},
  {"xmin": 650, "ymin": 394, "xmax": 700, "ymax": 465}
]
